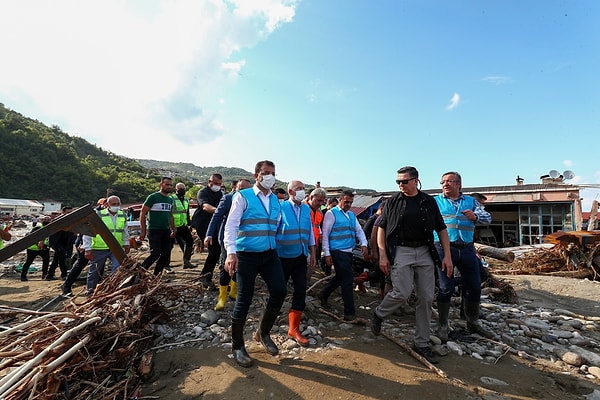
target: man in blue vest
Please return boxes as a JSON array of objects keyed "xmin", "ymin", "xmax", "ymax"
[
  {"xmin": 224, "ymin": 160, "xmax": 286, "ymax": 368},
  {"xmin": 318, "ymin": 190, "xmax": 368, "ymax": 321},
  {"xmin": 276, "ymin": 180, "xmax": 316, "ymax": 346},
  {"xmin": 171, "ymin": 182, "xmax": 195, "ymax": 269},
  {"xmin": 434, "ymin": 171, "xmax": 494, "ymax": 340},
  {"xmin": 83, "ymin": 195, "xmax": 130, "ymax": 296}
]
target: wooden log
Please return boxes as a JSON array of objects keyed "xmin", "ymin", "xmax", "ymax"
[
  {"xmin": 474, "ymin": 243, "xmax": 515, "ymax": 262},
  {"xmin": 588, "ymin": 200, "xmax": 598, "ymax": 232}
]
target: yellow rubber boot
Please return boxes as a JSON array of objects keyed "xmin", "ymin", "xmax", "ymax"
[
  {"xmin": 229, "ymin": 280, "xmax": 238, "ymax": 300},
  {"xmin": 215, "ymin": 285, "xmax": 228, "ymax": 311}
]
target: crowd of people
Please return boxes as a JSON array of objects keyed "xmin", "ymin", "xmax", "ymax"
[{"xmin": 10, "ymin": 161, "xmax": 493, "ymax": 367}]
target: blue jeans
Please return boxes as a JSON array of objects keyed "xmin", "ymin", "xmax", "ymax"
[
  {"xmin": 435, "ymin": 243, "xmax": 481, "ymax": 303},
  {"xmin": 281, "ymin": 255, "xmax": 308, "ymax": 311},
  {"xmin": 321, "ymin": 250, "xmax": 355, "ymax": 316},
  {"xmin": 143, "ymin": 229, "xmax": 172, "ymax": 275},
  {"xmin": 87, "ymin": 249, "xmax": 121, "ymax": 293},
  {"xmin": 232, "ymin": 249, "xmax": 286, "ymax": 321}
]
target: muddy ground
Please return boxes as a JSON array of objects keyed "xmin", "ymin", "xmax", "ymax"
[{"xmin": 1, "ymin": 249, "xmax": 600, "ymax": 400}]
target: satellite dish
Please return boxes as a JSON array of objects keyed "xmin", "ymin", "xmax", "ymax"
[
  {"xmin": 548, "ymin": 170, "xmax": 560, "ymax": 179},
  {"xmin": 563, "ymin": 170, "xmax": 575, "ymax": 180}
]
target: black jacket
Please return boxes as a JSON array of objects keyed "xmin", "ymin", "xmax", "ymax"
[
  {"xmin": 191, "ymin": 187, "xmax": 223, "ymax": 237},
  {"xmin": 379, "ymin": 190, "xmax": 446, "ymax": 265}
]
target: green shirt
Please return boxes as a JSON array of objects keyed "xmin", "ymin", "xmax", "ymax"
[{"xmin": 143, "ymin": 192, "xmax": 173, "ymax": 230}]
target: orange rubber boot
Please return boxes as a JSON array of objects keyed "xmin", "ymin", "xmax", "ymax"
[{"xmin": 287, "ymin": 309, "xmax": 309, "ymax": 347}]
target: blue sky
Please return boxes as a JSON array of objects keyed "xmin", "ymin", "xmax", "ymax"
[{"xmin": 1, "ymin": 1, "xmax": 599, "ymax": 210}]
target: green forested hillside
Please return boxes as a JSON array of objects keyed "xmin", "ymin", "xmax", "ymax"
[
  {"xmin": 0, "ymin": 103, "xmax": 369, "ymax": 207},
  {"xmin": 0, "ymin": 103, "xmax": 170, "ymax": 205},
  {"xmin": 137, "ymin": 159, "xmax": 271, "ymax": 186}
]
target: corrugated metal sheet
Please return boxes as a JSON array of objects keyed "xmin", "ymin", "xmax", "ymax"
[{"xmin": 349, "ymin": 195, "xmax": 381, "ymax": 217}]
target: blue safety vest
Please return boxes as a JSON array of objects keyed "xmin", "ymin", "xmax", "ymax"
[
  {"xmin": 434, "ymin": 194, "xmax": 476, "ymax": 242},
  {"xmin": 236, "ymin": 188, "xmax": 280, "ymax": 252},
  {"xmin": 276, "ymin": 201, "xmax": 311, "ymax": 258},
  {"xmin": 328, "ymin": 207, "xmax": 357, "ymax": 251}
]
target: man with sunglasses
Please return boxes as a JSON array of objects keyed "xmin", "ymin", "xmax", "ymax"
[
  {"xmin": 371, "ymin": 166, "xmax": 452, "ymax": 364},
  {"xmin": 434, "ymin": 172, "xmax": 494, "ymax": 341}
]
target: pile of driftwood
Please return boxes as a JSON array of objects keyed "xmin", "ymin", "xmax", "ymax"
[
  {"xmin": 0, "ymin": 259, "xmax": 199, "ymax": 399},
  {"xmin": 481, "ymin": 274, "xmax": 519, "ymax": 304},
  {"xmin": 491, "ymin": 234, "xmax": 600, "ymax": 281}
]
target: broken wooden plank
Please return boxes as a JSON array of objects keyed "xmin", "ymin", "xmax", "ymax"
[{"xmin": 0, "ymin": 204, "xmax": 126, "ymax": 264}]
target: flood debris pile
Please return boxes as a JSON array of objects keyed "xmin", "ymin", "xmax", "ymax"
[
  {"xmin": 481, "ymin": 274, "xmax": 519, "ymax": 304},
  {"xmin": 492, "ymin": 231, "xmax": 600, "ymax": 281},
  {"xmin": 0, "ymin": 259, "xmax": 200, "ymax": 399}
]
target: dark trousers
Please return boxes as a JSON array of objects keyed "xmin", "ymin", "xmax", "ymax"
[
  {"xmin": 142, "ymin": 229, "xmax": 172, "ymax": 275},
  {"xmin": 321, "ymin": 250, "xmax": 355, "ymax": 316},
  {"xmin": 232, "ymin": 249, "xmax": 286, "ymax": 321},
  {"xmin": 217, "ymin": 240, "xmax": 236, "ymax": 286},
  {"xmin": 48, "ymin": 246, "xmax": 68, "ymax": 278},
  {"xmin": 435, "ymin": 243, "xmax": 482, "ymax": 303},
  {"xmin": 21, "ymin": 249, "xmax": 50, "ymax": 280},
  {"xmin": 281, "ymin": 255, "xmax": 308, "ymax": 311},
  {"xmin": 200, "ymin": 240, "xmax": 221, "ymax": 281},
  {"xmin": 174, "ymin": 225, "xmax": 194, "ymax": 252},
  {"xmin": 63, "ymin": 250, "xmax": 89, "ymax": 292}
]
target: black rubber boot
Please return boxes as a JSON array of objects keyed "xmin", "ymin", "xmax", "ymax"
[
  {"xmin": 254, "ymin": 307, "xmax": 280, "ymax": 356},
  {"xmin": 231, "ymin": 318, "xmax": 253, "ymax": 367},
  {"xmin": 437, "ymin": 302, "xmax": 450, "ymax": 342},
  {"xmin": 20, "ymin": 265, "xmax": 28, "ymax": 281},
  {"xmin": 465, "ymin": 301, "xmax": 494, "ymax": 339}
]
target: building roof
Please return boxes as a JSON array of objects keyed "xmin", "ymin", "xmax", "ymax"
[
  {"xmin": 349, "ymin": 195, "xmax": 382, "ymax": 217},
  {"xmin": 422, "ymin": 183, "xmax": 580, "ymax": 197},
  {"xmin": 0, "ymin": 198, "xmax": 44, "ymax": 207}
]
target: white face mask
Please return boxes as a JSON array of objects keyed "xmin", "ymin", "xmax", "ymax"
[
  {"xmin": 293, "ymin": 190, "xmax": 306, "ymax": 202},
  {"xmin": 210, "ymin": 184, "xmax": 221, "ymax": 192},
  {"xmin": 260, "ymin": 174, "xmax": 276, "ymax": 190},
  {"xmin": 108, "ymin": 205, "xmax": 120, "ymax": 213}
]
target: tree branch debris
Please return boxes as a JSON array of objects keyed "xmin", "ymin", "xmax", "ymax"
[{"xmin": 0, "ymin": 258, "xmax": 200, "ymax": 399}]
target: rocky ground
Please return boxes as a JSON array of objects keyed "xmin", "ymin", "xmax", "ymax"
[{"xmin": 1, "ymin": 232, "xmax": 600, "ymax": 399}]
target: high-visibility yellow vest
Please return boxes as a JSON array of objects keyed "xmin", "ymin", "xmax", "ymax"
[
  {"xmin": 171, "ymin": 195, "xmax": 190, "ymax": 228},
  {"xmin": 91, "ymin": 210, "xmax": 126, "ymax": 249}
]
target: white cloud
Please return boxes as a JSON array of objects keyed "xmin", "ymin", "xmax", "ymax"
[
  {"xmin": 0, "ymin": 0, "xmax": 297, "ymax": 163},
  {"xmin": 446, "ymin": 92, "xmax": 460, "ymax": 110},
  {"xmin": 563, "ymin": 160, "xmax": 574, "ymax": 167}
]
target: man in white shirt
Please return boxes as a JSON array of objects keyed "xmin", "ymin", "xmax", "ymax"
[{"xmin": 318, "ymin": 190, "xmax": 368, "ymax": 321}]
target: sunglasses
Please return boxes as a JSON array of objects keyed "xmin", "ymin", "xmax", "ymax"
[{"xmin": 396, "ymin": 178, "xmax": 415, "ymax": 185}]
